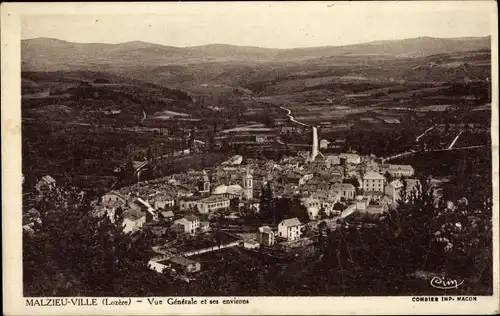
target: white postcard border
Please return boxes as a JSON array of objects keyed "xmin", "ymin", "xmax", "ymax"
[{"xmin": 2, "ymin": 2, "xmax": 499, "ymax": 315}]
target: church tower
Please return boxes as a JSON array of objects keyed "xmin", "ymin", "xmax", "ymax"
[
  {"xmin": 198, "ymin": 169, "xmax": 210, "ymax": 196},
  {"xmin": 243, "ymin": 165, "xmax": 253, "ymax": 200}
]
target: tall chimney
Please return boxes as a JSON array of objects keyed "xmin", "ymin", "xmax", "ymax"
[{"xmin": 311, "ymin": 126, "xmax": 319, "ymax": 161}]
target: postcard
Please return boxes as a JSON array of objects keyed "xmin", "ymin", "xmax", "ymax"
[{"xmin": 1, "ymin": 1, "xmax": 499, "ymax": 315}]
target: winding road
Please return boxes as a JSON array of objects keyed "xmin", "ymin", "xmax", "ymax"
[
  {"xmin": 280, "ymin": 106, "xmax": 311, "ymax": 127},
  {"xmin": 416, "ymin": 125, "xmax": 436, "ymax": 142}
]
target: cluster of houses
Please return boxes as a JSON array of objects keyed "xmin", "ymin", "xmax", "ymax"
[
  {"xmin": 93, "ymin": 166, "xmax": 257, "ymax": 234},
  {"xmin": 92, "ymin": 146, "xmax": 418, "ymax": 240},
  {"xmin": 23, "ymin": 146, "xmax": 419, "ymax": 280}
]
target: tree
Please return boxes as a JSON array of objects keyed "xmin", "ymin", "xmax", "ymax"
[
  {"xmin": 318, "ymin": 207, "xmax": 327, "ymax": 220},
  {"xmin": 259, "ymin": 181, "xmax": 274, "ymax": 221},
  {"xmin": 24, "ymin": 186, "xmax": 161, "ymax": 296},
  {"xmin": 384, "ymin": 171, "xmax": 393, "ymax": 183}
]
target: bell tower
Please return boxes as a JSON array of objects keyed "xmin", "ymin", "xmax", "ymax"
[
  {"xmin": 243, "ymin": 165, "xmax": 253, "ymax": 200},
  {"xmin": 198, "ymin": 169, "xmax": 210, "ymax": 196}
]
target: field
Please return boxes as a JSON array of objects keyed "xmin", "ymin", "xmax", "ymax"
[
  {"xmin": 22, "ymin": 71, "xmax": 195, "ymax": 127},
  {"xmin": 21, "ymin": 40, "xmax": 492, "ymax": 193}
]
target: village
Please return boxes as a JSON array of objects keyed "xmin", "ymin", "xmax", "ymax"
[{"xmin": 24, "ymin": 127, "xmax": 424, "ymax": 283}]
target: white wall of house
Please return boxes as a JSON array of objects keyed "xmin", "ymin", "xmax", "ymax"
[
  {"xmin": 179, "ymin": 200, "xmax": 198, "ymax": 211},
  {"xmin": 385, "ymin": 184, "xmax": 402, "ymax": 202},
  {"xmin": 175, "ymin": 218, "xmax": 200, "ymax": 234},
  {"xmin": 363, "ymin": 178, "xmax": 385, "ymax": 192},
  {"xmin": 196, "ymin": 199, "xmax": 230, "ymax": 214},
  {"xmin": 278, "ymin": 224, "xmax": 302, "ymax": 241},
  {"xmin": 342, "ymin": 188, "xmax": 356, "ymax": 200},
  {"xmin": 154, "ymin": 199, "xmax": 175, "ymax": 209},
  {"xmin": 102, "ymin": 192, "xmax": 126, "ymax": 205},
  {"xmin": 148, "ymin": 260, "xmax": 167, "ymax": 273},
  {"xmin": 123, "ymin": 216, "xmax": 146, "ymax": 233}
]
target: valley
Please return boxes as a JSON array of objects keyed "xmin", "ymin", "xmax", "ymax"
[{"xmin": 21, "ymin": 36, "xmax": 492, "ymax": 192}]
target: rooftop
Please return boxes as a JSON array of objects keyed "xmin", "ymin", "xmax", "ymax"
[
  {"xmin": 212, "ymin": 184, "xmax": 243, "ymax": 196},
  {"xmin": 41, "ymin": 175, "xmax": 56, "ymax": 184},
  {"xmin": 280, "ymin": 217, "xmax": 302, "ymax": 227},
  {"xmin": 106, "ymin": 190, "xmax": 127, "ymax": 201},
  {"xmin": 363, "ymin": 171, "xmax": 385, "ymax": 180},
  {"xmin": 123, "ymin": 209, "xmax": 145, "ymax": 221},
  {"xmin": 198, "ymin": 195, "xmax": 230, "ymax": 204},
  {"xmin": 388, "ymin": 164, "xmax": 414, "ymax": 171},
  {"xmin": 259, "ymin": 226, "xmax": 274, "ymax": 234},
  {"xmin": 337, "ymin": 183, "xmax": 356, "ymax": 190},
  {"xmin": 389, "ymin": 180, "xmax": 404, "ymax": 188},
  {"xmin": 161, "ymin": 210, "xmax": 175, "ymax": 218},
  {"xmin": 184, "ymin": 214, "xmax": 199, "ymax": 222},
  {"xmin": 167, "ymin": 256, "xmax": 198, "ymax": 267}
]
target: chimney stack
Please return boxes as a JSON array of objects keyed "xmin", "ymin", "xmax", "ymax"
[{"xmin": 311, "ymin": 126, "xmax": 319, "ymax": 161}]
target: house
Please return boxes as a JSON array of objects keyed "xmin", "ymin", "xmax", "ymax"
[
  {"xmin": 23, "ymin": 208, "xmax": 41, "ymax": 225},
  {"xmin": 283, "ymin": 172, "xmax": 302, "ymax": 186},
  {"xmin": 363, "ymin": 172, "xmax": 385, "ymax": 193},
  {"xmin": 130, "ymin": 197, "xmax": 158, "ymax": 221},
  {"xmin": 174, "ymin": 215, "xmax": 200, "ymax": 235},
  {"xmin": 200, "ymin": 221, "xmax": 210, "ymax": 232},
  {"xmin": 35, "ymin": 175, "xmax": 56, "ymax": 193},
  {"xmin": 299, "ymin": 173, "xmax": 314, "ymax": 186},
  {"xmin": 122, "ymin": 209, "xmax": 146, "ymax": 233},
  {"xmin": 151, "ymin": 226, "xmax": 168, "ymax": 238},
  {"xmin": 278, "ymin": 218, "xmax": 303, "ymax": 241},
  {"xmin": 196, "ymin": 195, "xmax": 231, "ymax": 214},
  {"xmin": 302, "ymin": 197, "xmax": 321, "ymax": 220},
  {"xmin": 335, "ymin": 183, "xmax": 356, "ymax": 200},
  {"xmin": 179, "ymin": 196, "xmax": 201, "ymax": 211},
  {"xmin": 332, "ymin": 165, "xmax": 345, "ymax": 177},
  {"xmin": 325, "ymin": 155, "xmax": 341, "ymax": 167},
  {"xmin": 243, "ymin": 200, "xmax": 260, "ymax": 214},
  {"xmin": 280, "ymin": 126, "xmax": 295, "ymax": 134},
  {"xmin": 355, "ymin": 196, "xmax": 372, "ymax": 211},
  {"xmin": 385, "ymin": 180, "xmax": 405, "ymax": 202},
  {"xmin": 168, "ymin": 256, "xmax": 201, "ymax": 273},
  {"xmin": 161, "ymin": 210, "xmax": 175, "ymax": 221},
  {"xmin": 148, "ymin": 259, "xmax": 168, "ymax": 273},
  {"xmin": 340, "ymin": 153, "xmax": 361, "ymax": 165},
  {"xmin": 319, "ymin": 139, "xmax": 330, "ymax": 149},
  {"xmin": 149, "ymin": 193, "xmax": 175, "ymax": 210},
  {"xmin": 386, "ymin": 164, "xmax": 415, "ymax": 178},
  {"xmin": 211, "ymin": 184, "xmax": 244, "ymax": 200},
  {"xmin": 257, "ymin": 226, "xmax": 275, "ymax": 246},
  {"xmin": 329, "ymin": 172, "xmax": 344, "ymax": 184},
  {"xmin": 174, "ymin": 185, "xmax": 194, "ymax": 198},
  {"xmin": 221, "ymin": 155, "xmax": 243, "ymax": 166},
  {"xmin": 22, "ymin": 208, "xmax": 42, "ymax": 234},
  {"xmin": 102, "ymin": 191, "xmax": 127, "ymax": 206},
  {"xmin": 385, "ymin": 179, "xmax": 421, "ymax": 202},
  {"xmin": 321, "ymin": 190, "xmax": 343, "ymax": 215}
]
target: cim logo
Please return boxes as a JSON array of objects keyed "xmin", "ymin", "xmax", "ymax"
[{"xmin": 430, "ymin": 276, "xmax": 464, "ymax": 290}]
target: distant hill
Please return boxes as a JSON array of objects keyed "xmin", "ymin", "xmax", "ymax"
[
  {"xmin": 275, "ymin": 36, "xmax": 491, "ymax": 59},
  {"xmin": 22, "ymin": 36, "xmax": 491, "ymax": 71}
]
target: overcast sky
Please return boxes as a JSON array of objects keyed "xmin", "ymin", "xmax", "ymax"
[{"xmin": 21, "ymin": 2, "xmax": 493, "ymax": 49}]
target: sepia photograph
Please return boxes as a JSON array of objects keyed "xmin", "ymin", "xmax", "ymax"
[{"xmin": 2, "ymin": 1, "xmax": 499, "ymax": 315}]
